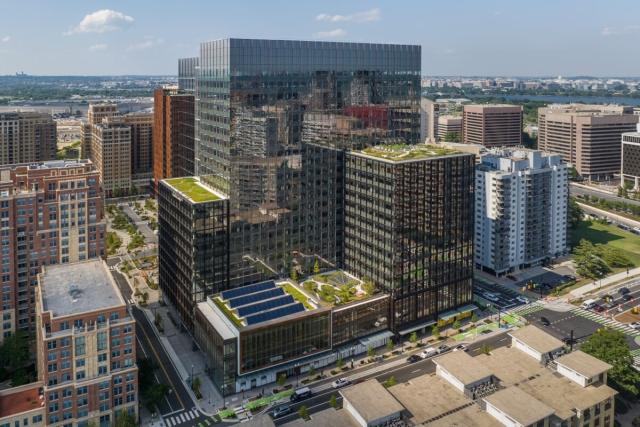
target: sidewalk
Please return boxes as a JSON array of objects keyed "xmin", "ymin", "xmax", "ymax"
[{"xmin": 569, "ymin": 268, "xmax": 640, "ymax": 298}]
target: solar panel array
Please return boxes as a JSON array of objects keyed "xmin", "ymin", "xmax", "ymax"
[
  {"xmin": 228, "ymin": 288, "xmax": 284, "ymax": 309},
  {"xmin": 245, "ymin": 303, "xmax": 306, "ymax": 325},
  {"xmin": 221, "ymin": 280, "xmax": 275, "ymax": 301},
  {"xmin": 236, "ymin": 295, "xmax": 295, "ymax": 317}
]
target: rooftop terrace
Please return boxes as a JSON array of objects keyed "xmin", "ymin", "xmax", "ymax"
[
  {"xmin": 164, "ymin": 177, "xmax": 223, "ymax": 203},
  {"xmin": 39, "ymin": 260, "xmax": 123, "ymax": 317},
  {"xmin": 357, "ymin": 143, "xmax": 463, "ymax": 162}
]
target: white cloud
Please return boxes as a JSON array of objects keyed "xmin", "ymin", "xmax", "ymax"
[
  {"xmin": 126, "ymin": 37, "xmax": 164, "ymax": 52},
  {"xmin": 89, "ymin": 43, "xmax": 108, "ymax": 52},
  {"xmin": 316, "ymin": 8, "xmax": 380, "ymax": 23},
  {"xmin": 601, "ymin": 25, "xmax": 640, "ymax": 36},
  {"xmin": 66, "ymin": 9, "xmax": 133, "ymax": 35},
  {"xmin": 1, "ymin": 36, "xmax": 10, "ymax": 43},
  {"xmin": 313, "ymin": 29, "xmax": 347, "ymax": 39}
]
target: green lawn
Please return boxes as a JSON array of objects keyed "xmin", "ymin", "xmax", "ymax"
[
  {"xmin": 165, "ymin": 177, "xmax": 220, "ymax": 203},
  {"xmin": 281, "ymin": 283, "xmax": 314, "ymax": 310},
  {"xmin": 571, "ymin": 220, "xmax": 640, "ymax": 266}
]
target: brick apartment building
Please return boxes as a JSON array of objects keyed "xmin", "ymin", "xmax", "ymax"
[
  {"xmin": 0, "ymin": 160, "xmax": 106, "ymax": 340},
  {"xmin": 35, "ymin": 260, "xmax": 138, "ymax": 427},
  {"xmin": 152, "ymin": 87, "xmax": 195, "ymax": 191},
  {"xmin": 1, "ymin": 112, "xmax": 57, "ymax": 166}
]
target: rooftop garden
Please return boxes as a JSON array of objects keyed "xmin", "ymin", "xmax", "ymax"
[
  {"xmin": 302, "ymin": 270, "xmax": 375, "ymax": 306},
  {"xmin": 212, "ymin": 296, "xmax": 244, "ymax": 328},
  {"xmin": 279, "ymin": 282, "xmax": 315, "ymax": 310},
  {"xmin": 165, "ymin": 177, "xmax": 221, "ymax": 203},
  {"xmin": 360, "ymin": 144, "xmax": 461, "ymax": 161}
]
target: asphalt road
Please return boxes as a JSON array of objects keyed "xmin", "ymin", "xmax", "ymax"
[
  {"xmin": 474, "ymin": 281, "xmax": 528, "ymax": 310},
  {"xmin": 571, "ymin": 183, "xmax": 640, "ymax": 207},
  {"xmin": 524, "ymin": 308, "xmax": 640, "ymax": 350},
  {"xmin": 578, "ymin": 203, "xmax": 640, "ymax": 229},
  {"xmin": 588, "ymin": 279, "xmax": 640, "ymax": 318},
  {"xmin": 272, "ymin": 331, "xmax": 512, "ymax": 425},
  {"xmin": 109, "ymin": 259, "xmax": 206, "ymax": 426}
]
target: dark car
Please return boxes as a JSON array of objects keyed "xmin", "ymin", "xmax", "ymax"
[
  {"xmin": 437, "ymin": 344, "xmax": 450, "ymax": 354},
  {"xmin": 272, "ymin": 405, "xmax": 291, "ymax": 418},
  {"xmin": 592, "ymin": 305, "xmax": 605, "ymax": 313},
  {"xmin": 562, "ymin": 337, "xmax": 576, "ymax": 345},
  {"xmin": 619, "ymin": 287, "xmax": 631, "ymax": 295},
  {"xmin": 406, "ymin": 354, "xmax": 421, "ymax": 363},
  {"xmin": 540, "ymin": 316, "xmax": 551, "ymax": 326},
  {"xmin": 506, "ymin": 275, "xmax": 518, "ymax": 281},
  {"xmin": 622, "ymin": 294, "xmax": 633, "ymax": 302}
]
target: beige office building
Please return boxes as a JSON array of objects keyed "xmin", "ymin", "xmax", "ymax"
[
  {"xmin": 91, "ymin": 119, "xmax": 132, "ymax": 197},
  {"xmin": 463, "ymin": 104, "xmax": 523, "ymax": 147},
  {"xmin": 437, "ymin": 115, "xmax": 463, "ymax": 142},
  {"xmin": 0, "ymin": 112, "xmax": 57, "ymax": 166},
  {"xmin": 538, "ymin": 104, "xmax": 639, "ymax": 180}
]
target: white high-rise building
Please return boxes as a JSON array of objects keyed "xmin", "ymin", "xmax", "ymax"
[{"xmin": 475, "ymin": 149, "xmax": 568, "ymax": 276}]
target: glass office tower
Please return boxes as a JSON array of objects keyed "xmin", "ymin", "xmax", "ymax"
[{"xmin": 195, "ymin": 39, "xmax": 421, "ymax": 287}]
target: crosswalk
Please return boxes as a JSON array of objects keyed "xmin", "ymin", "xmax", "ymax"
[
  {"xmin": 127, "ymin": 298, "xmax": 136, "ymax": 305},
  {"xmin": 630, "ymin": 349, "xmax": 640, "ymax": 367},
  {"xmin": 569, "ymin": 307, "xmax": 640, "ymax": 338},
  {"xmin": 164, "ymin": 409, "xmax": 201, "ymax": 426},
  {"xmin": 508, "ymin": 302, "xmax": 543, "ymax": 316}
]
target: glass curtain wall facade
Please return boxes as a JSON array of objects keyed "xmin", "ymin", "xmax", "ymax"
[
  {"xmin": 344, "ymin": 153, "xmax": 475, "ymax": 331},
  {"xmin": 195, "ymin": 39, "xmax": 421, "ymax": 288},
  {"xmin": 157, "ymin": 182, "xmax": 230, "ymax": 329}
]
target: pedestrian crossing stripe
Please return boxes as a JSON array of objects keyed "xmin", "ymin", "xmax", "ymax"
[
  {"xmin": 166, "ymin": 409, "xmax": 200, "ymax": 426},
  {"xmin": 508, "ymin": 303, "xmax": 543, "ymax": 316},
  {"xmin": 569, "ymin": 308, "xmax": 640, "ymax": 337}
]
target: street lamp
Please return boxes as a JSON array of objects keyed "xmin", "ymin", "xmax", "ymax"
[{"xmin": 190, "ymin": 364, "xmax": 195, "ymax": 387}]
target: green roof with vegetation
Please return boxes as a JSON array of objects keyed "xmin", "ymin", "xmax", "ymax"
[
  {"xmin": 359, "ymin": 144, "xmax": 462, "ymax": 161},
  {"xmin": 165, "ymin": 177, "xmax": 221, "ymax": 203}
]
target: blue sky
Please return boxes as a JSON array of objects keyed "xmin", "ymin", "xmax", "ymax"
[{"xmin": 0, "ymin": 0, "xmax": 639, "ymax": 76}]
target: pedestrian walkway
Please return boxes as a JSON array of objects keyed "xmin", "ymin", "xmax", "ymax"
[
  {"xmin": 569, "ymin": 307, "xmax": 640, "ymax": 338},
  {"xmin": 508, "ymin": 302, "xmax": 544, "ymax": 316},
  {"xmin": 163, "ymin": 409, "xmax": 201, "ymax": 426},
  {"xmin": 569, "ymin": 268, "xmax": 640, "ymax": 298}
]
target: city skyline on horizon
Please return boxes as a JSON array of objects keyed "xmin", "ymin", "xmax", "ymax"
[{"xmin": 1, "ymin": 0, "xmax": 640, "ymax": 76}]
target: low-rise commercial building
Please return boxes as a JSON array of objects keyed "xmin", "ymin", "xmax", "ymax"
[
  {"xmin": 35, "ymin": 260, "xmax": 138, "ymax": 427},
  {"xmin": 475, "ymin": 149, "xmax": 568, "ymax": 276},
  {"xmin": 282, "ymin": 325, "xmax": 616, "ymax": 426},
  {"xmin": 0, "ymin": 382, "xmax": 45, "ymax": 427},
  {"xmin": 193, "ymin": 277, "xmax": 390, "ymax": 395},
  {"xmin": 436, "ymin": 115, "xmax": 463, "ymax": 142}
]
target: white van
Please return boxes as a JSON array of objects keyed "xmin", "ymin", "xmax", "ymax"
[{"xmin": 581, "ymin": 299, "xmax": 597, "ymax": 310}]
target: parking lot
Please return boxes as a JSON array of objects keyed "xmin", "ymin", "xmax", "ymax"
[{"xmin": 474, "ymin": 281, "xmax": 529, "ymax": 310}]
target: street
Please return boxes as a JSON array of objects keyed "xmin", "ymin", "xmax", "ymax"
[
  {"xmin": 272, "ymin": 331, "xmax": 512, "ymax": 425},
  {"xmin": 571, "ymin": 183, "xmax": 640, "ymax": 208}
]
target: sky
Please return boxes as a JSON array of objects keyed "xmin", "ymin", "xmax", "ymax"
[{"xmin": 1, "ymin": 0, "xmax": 639, "ymax": 77}]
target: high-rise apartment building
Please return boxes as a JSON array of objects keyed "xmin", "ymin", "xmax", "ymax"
[
  {"xmin": 157, "ymin": 177, "xmax": 229, "ymax": 330},
  {"xmin": 538, "ymin": 104, "xmax": 639, "ymax": 180},
  {"xmin": 621, "ymin": 125, "xmax": 640, "ymax": 189},
  {"xmin": 152, "ymin": 87, "xmax": 195, "ymax": 190},
  {"xmin": 91, "ymin": 120, "xmax": 132, "ymax": 197},
  {"xmin": 462, "ymin": 104, "xmax": 523, "ymax": 147},
  {"xmin": 0, "ymin": 160, "xmax": 105, "ymax": 339},
  {"xmin": 35, "ymin": 260, "xmax": 138, "ymax": 427},
  {"xmin": 0, "ymin": 112, "xmax": 57, "ymax": 166},
  {"xmin": 121, "ymin": 112, "xmax": 154, "ymax": 186},
  {"xmin": 81, "ymin": 104, "xmax": 118, "ymax": 160},
  {"xmin": 344, "ymin": 144, "xmax": 475, "ymax": 331},
  {"xmin": 475, "ymin": 149, "xmax": 568, "ymax": 276},
  {"xmin": 436, "ymin": 115, "xmax": 463, "ymax": 142}
]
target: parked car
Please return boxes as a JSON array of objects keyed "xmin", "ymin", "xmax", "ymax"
[
  {"xmin": 453, "ymin": 344, "xmax": 468, "ymax": 352},
  {"xmin": 483, "ymin": 292, "xmax": 500, "ymax": 302},
  {"xmin": 619, "ymin": 287, "xmax": 631, "ymax": 295},
  {"xmin": 618, "ymin": 223, "xmax": 630, "ymax": 231},
  {"xmin": 272, "ymin": 405, "xmax": 291, "ymax": 418},
  {"xmin": 629, "ymin": 322, "xmax": 640, "ymax": 330},
  {"xmin": 515, "ymin": 296, "xmax": 529, "ymax": 304},
  {"xmin": 540, "ymin": 316, "xmax": 551, "ymax": 326},
  {"xmin": 332, "ymin": 378, "xmax": 351, "ymax": 389},
  {"xmin": 419, "ymin": 347, "xmax": 438, "ymax": 359},
  {"xmin": 406, "ymin": 354, "xmax": 421, "ymax": 363},
  {"xmin": 592, "ymin": 305, "xmax": 605, "ymax": 313},
  {"xmin": 622, "ymin": 294, "xmax": 633, "ymax": 302},
  {"xmin": 437, "ymin": 344, "xmax": 450, "ymax": 354}
]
